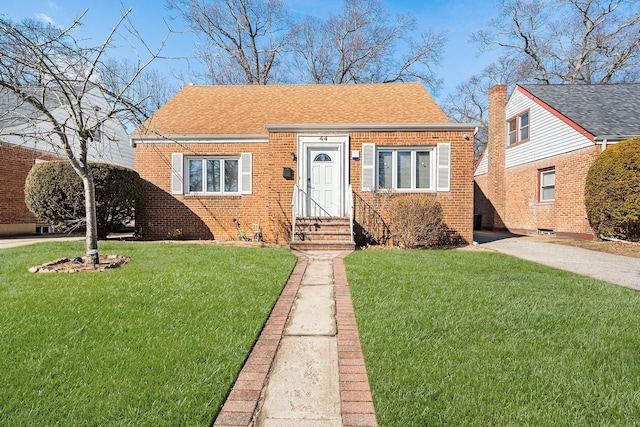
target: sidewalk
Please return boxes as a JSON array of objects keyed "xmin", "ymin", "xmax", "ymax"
[{"xmin": 213, "ymin": 250, "xmax": 377, "ymax": 427}]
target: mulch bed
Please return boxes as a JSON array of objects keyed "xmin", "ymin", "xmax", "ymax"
[{"xmin": 29, "ymin": 254, "xmax": 130, "ymax": 273}]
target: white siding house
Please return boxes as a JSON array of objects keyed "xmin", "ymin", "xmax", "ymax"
[
  {"xmin": 505, "ymin": 88, "xmax": 594, "ymax": 169},
  {"xmin": 474, "ymin": 83, "xmax": 640, "ymax": 238},
  {"xmin": 0, "ymin": 86, "xmax": 133, "ymax": 168}
]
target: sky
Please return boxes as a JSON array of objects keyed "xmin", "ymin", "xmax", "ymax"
[{"xmin": 1, "ymin": 0, "xmax": 501, "ymax": 103}]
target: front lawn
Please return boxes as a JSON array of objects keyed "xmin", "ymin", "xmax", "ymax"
[
  {"xmin": 0, "ymin": 241, "xmax": 296, "ymax": 426},
  {"xmin": 345, "ymin": 250, "xmax": 640, "ymax": 426}
]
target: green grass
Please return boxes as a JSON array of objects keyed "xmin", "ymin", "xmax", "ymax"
[
  {"xmin": 345, "ymin": 250, "xmax": 640, "ymax": 426},
  {"xmin": 0, "ymin": 241, "xmax": 296, "ymax": 426}
]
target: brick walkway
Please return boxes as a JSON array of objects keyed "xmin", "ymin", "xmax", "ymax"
[{"xmin": 213, "ymin": 250, "xmax": 377, "ymax": 427}]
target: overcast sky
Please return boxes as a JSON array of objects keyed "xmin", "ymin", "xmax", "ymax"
[{"xmin": 1, "ymin": 0, "xmax": 500, "ymax": 102}]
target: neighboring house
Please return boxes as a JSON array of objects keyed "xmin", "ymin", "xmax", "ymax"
[
  {"xmin": 131, "ymin": 83, "xmax": 477, "ymax": 248},
  {"xmin": 0, "ymin": 86, "xmax": 134, "ymax": 236},
  {"xmin": 475, "ymin": 83, "xmax": 640, "ymax": 239}
]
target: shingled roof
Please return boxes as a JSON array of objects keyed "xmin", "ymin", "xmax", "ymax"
[
  {"xmin": 135, "ymin": 82, "xmax": 450, "ymax": 136},
  {"xmin": 520, "ymin": 83, "xmax": 640, "ymax": 139}
]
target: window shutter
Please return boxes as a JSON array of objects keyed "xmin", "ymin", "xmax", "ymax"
[
  {"xmin": 437, "ymin": 143, "xmax": 451, "ymax": 192},
  {"xmin": 171, "ymin": 153, "xmax": 183, "ymax": 195},
  {"xmin": 240, "ymin": 152, "xmax": 252, "ymax": 194},
  {"xmin": 361, "ymin": 143, "xmax": 375, "ymax": 191}
]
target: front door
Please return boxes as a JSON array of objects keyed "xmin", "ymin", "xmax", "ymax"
[{"xmin": 307, "ymin": 147, "xmax": 341, "ymax": 217}]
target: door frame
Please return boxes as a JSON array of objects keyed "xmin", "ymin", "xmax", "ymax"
[{"xmin": 297, "ymin": 135, "xmax": 349, "ymax": 217}]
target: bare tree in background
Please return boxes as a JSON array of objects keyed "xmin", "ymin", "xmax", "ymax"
[
  {"xmin": 100, "ymin": 58, "xmax": 177, "ymax": 121},
  {"xmin": 293, "ymin": 0, "xmax": 446, "ymax": 90},
  {"xmin": 167, "ymin": 0, "xmax": 297, "ymax": 84},
  {"xmin": 445, "ymin": 0, "xmax": 640, "ymax": 160},
  {"xmin": 0, "ymin": 10, "xmax": 166, "ymax": 264},
  {"xmin": 472, "ymin": 0, "xmax": 640, "ymax": 84},
  {"xmin": 444, "ymin": 56, "xmax": 529, "ymax": 160}
]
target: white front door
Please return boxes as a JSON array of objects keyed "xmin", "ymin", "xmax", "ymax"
[{"xmin": 307, "ymin": 147, "xmax": 341, "ymax": 217}]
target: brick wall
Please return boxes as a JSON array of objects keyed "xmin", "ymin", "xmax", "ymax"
[
  {"xmin": 476, "ymin": 84, "xmax": 599, "ymax": 239},
  {"xmin": 485, "ymin": 84, "xmax": 507, "ymax": 229},
  {"xmin": 136, "ymin": 130, "xmax": 474, "ymax": 244},
  {"xmin": 504, "ymin": 146, "xmax": 600, "ymax": 238},
  {"xmin": 0, "ymin": 141, "xmax": 64, "ymax": 235}
]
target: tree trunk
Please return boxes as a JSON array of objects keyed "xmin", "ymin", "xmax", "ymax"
[{"xmin": 82, "ymin": 172, "xmax": 100, "ymax": 266}]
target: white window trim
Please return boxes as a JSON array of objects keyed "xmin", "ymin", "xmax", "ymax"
[
  {"xmin": 519, "ymin": 111, "xmax": 529, "ymax": 141},
  {"xmin": 375, "ymin": 146, "xmax": 436, "ymax": 192},
  {"xmin": 171, "ymin": 153, "xmax": 184, "ymax": 194},
  {"xmin": 540, "ymin": 169, "xmax": 555, "ymax": 202},
  {"xmin": 179, "ymin": 153, "xmax": 252, "ymax": 196},
  {"xmin": 361, "ymin": 143, "xmax": 376, "ymax": 191},
  {"xmin": 507, "ymin": 111, "xmax": 530, "ymax": 146}
]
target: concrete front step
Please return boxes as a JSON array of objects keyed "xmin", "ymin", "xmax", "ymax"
[
  {"xmin": 292, "ymin": 217, "xmax": 354, "ymax": 249},
  {"xmin": 295, "ymin": 217, "xmax": 351, "ymax": 226},
  {"xmin": 296, "ymin": 231, "xmax": 352, "ymax": 242},
  {"xmin": 290, "ymin": 240, "xmax": 356, "ymax": 251}
]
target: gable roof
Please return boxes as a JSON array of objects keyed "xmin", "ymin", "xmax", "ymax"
[
  {"xmin": 0, "ymin": 86, "xmax": 134, "ymax": 168},
  {"xmin": 518, "ymin": 84, "xmax": 640, "ymax": 139},
  {"xmin": 134, "ymin": 83, "xmax": 450, "ymax": 136}
]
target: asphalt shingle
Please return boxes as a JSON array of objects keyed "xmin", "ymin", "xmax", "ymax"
[
  {"xmin": 135, "ymin": 82, "xmax": 449, "ymax": 136},
  {"xmin": 520, "ymin": 83, "xmax": 640, "ymax": 138}
]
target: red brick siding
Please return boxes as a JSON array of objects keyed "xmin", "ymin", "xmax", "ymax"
[
  {"xmin": 0, "ymin": 141, "xmax": 64, "ymax": 231},
  {"xmin": 504, "ymin": 146, "xmax": 600, "ymax": 237},
  {"xmin": 485, "ymin": 84, "xmax": 507, "ymax": 229},
  {"xmin": 476, "ymin": 84, "xmax": 600, "ymax": 238},
  {"xmin": 136, "ymin": 130, "xmax": 474, "ymax": 244},
  {"xmin": 349, "ymin": 131, "xmax": 474, "ymax": 244}
]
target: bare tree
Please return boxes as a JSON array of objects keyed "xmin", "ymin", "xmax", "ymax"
[
  {"xmin": 293, "ymin": 0, "xmax": 446, "ymax": 90},
  {"xmin": 472, "ymin": 0, "xmax": 640, "ymax": 84},
  {"xmin": 167, "ymin": 0, "xmax": 297, "ymax": 84},
  {"xmin": 100, "ymin": 58, "xmax": 177, "ymax": 121},
  {"xmin": 446, "ymin": 0, "xmax": 640, "ymax": 160},
  {"xmin": 0, "ymin": 11, "xmax": 165, "ymax": 264},
  {"xmin": 443, "ymin": 56, "xmax": 528, "ymax": 160}
]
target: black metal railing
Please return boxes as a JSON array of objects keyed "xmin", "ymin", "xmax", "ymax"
[{"xmin": 352, "ymin": 192, "xmax": 391, "ymax": 246}]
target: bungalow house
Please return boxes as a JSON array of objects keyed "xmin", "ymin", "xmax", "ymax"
[
  {"xmin": 475, "ymin": 83, "xmax": 640, "ymax": 238},
  {"xmin": 131, "ymin": 83, "xmax": 476, "ymax": 248},
  {"xmin": 0, "ymin": 86, "xmax": 134, "ymax": 236}
]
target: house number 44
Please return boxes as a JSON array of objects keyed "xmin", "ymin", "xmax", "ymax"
[{"xmin": 319, "ymin": 136, "xmax": 328, "ymax": 141}]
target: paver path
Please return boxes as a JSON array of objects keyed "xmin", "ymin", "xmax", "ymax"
[{"xmin": 214, "ymin": 250, "xmax": 377, "ymax": 427}]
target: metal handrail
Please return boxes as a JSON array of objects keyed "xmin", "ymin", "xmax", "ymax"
[
  {"xmin": 352, "ymin": 191, "xmax": 391, "ymax": 245},
  {"xmin": 291, "ymin": 184, "xmax": 299, "ymax": 243},
  {"xmin": 347, "ymin": 184, "xmax": 354, "ymax": 242},
  {"xmin": 292, "ymin": 183, "xmax": 355, "ymax": 243}
]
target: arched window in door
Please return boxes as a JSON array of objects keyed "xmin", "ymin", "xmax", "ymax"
[{"xmin": 313, "ymin": 153, "xmax": 332, "ymax": 162}]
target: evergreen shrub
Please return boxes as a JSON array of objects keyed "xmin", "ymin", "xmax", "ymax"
[
  {"xmin": 25, "ymin": 161, "xmax": 143, "ymax": 239},
  {"xmin": 584, "ymin": 138, "xmax": 640, "ymax": 242}
]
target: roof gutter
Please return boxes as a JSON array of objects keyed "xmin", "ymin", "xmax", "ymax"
[
  {"xmin": 130, "ymin": 133, "xmax": 269, "ymax": 144},
  {"xmin": 594, "ymin": 135, "xmax": 640, "ymax": 143},
  {"xmin": 129, "ymin": 123, "xmax": 482, "ymax": 145},
  {"xmin": 264, "ymin": 123, "xmax": 481, "ymax": 133}
]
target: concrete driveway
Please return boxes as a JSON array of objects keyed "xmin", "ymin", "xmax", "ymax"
[
  {"xmin": 0, "ymin": 234, "xmax": 84, "ymax": 249},
  {"xmin": 475, "ymin": 231, "xmax": 640, "ymax": 291}
]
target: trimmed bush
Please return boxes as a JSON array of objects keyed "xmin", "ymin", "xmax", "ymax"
[
  {"xmin": 584, "ymin": 138, "xmax": 640, "ymax": 242},
  {"xmin": 387, "ymin": 194, "xmax": 447, "ymax": 248},
  {"xmin": 25, "ymin": 161, "xmax": 143, "ymax": 239}
]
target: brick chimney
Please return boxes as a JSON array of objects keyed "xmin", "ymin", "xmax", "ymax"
[{"xmin": 487, "ymin": 84, "xmax": 507, "ymax": 229}]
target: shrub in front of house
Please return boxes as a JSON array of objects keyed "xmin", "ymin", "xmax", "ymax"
[
  {"xmin": 25, "ymin": 161, "xmax": 143, "ymax": 239},
  {"xmin": 387, "ymin": 194, "xmax": 447, "ymax": 248},
  {"xmin": 584, "ymin": 137, "xmax": 640, "ymax": 242}
]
